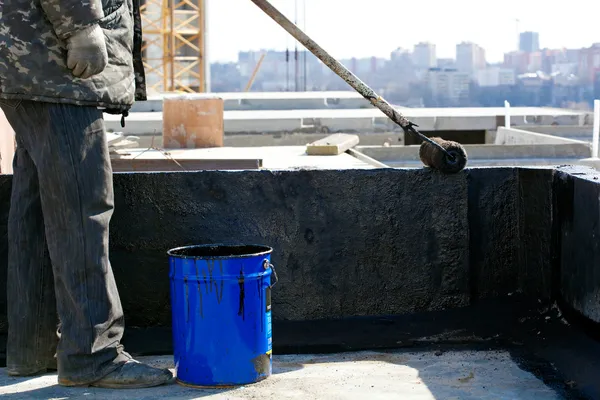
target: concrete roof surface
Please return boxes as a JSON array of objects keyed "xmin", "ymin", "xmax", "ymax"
[
  {"xmin": 112, "ymin": 146, "xmax": 375, "ymax": 170},
  {"xmin": 0, "ymin": 351, "xmax": 562, "ymax": 399}
]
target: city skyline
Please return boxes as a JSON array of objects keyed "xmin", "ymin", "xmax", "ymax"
[{"xmin": 207, "ymin": 0, "xmax": 595, "ymax": 64}]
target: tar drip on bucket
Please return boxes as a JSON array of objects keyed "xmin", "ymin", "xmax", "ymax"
[{"xmin": 167, "ymin": 244, "xmax": 278, "ymax": 388}]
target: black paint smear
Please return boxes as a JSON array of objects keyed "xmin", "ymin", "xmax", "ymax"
[
  {"xmin": 238, "ymin": 264, "xmax": 245, "ymax": 320},
  {"xmin": 206, "ymin": 259, "xmax": 224, "ymax": 304},
  {"xmin": 194, "ymin": 260, "xmax": 204, "ymax": 318},
  {"xmin": 202, "ymin": 271, "xmax": 209, "ymax": 294},
  {"xmin": 184, "ymin": 276, "xmax": 189, "ymax": 322},
  {"xmin": 207, "ymin": 260, "xmax": 215, "ymax": 293},
  {"xmin": 217, "ymin": 260, "xmax": 224, "ymax": 304}
]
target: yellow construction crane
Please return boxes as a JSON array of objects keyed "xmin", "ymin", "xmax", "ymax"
[{"xmin": 140, "ymin": 0, "xmax": 208, "ymax": 94}]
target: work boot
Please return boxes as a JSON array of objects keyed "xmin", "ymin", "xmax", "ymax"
[{"xmin": 59, "ymin": 359, "xmax": 174, "ymax": 389}]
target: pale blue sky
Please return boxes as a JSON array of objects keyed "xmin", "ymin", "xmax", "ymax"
[{"xmin": 207, "ymin": 0, "xmax": 595, "ymax": 63}]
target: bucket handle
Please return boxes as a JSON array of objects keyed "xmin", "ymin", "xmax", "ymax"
[{"xmin": 263, "ymin": 259, "xmax": 279, "ymax": 287}]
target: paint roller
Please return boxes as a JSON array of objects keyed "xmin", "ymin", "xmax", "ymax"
[{"xmin": 249, "ymin": 0, "xmax": 468, "ymax": 173}]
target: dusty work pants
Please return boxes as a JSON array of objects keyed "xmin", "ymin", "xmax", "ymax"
[{"xmin": 0, "ymin": 99, "xmax": 130, "ymax": 385}]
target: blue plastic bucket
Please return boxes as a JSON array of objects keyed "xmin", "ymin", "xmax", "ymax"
[{"xmin": 167, "ymin": 244, "xmax": 277, "ymax": 388}]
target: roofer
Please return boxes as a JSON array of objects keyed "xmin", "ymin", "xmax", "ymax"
[{"xmin": 0, "ymin": 0, "xmax": 174, "ymax": 389}]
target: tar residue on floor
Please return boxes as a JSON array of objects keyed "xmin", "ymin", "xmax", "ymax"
[{"xmin": 168, "ymin": 244, "xmax": 272, "ymax": 258}]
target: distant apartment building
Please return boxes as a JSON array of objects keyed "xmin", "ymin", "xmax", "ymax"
[
  {"xmin": 237, "ymin": 49, "xmax": 324, "ymax": 91},
  {"xmin": 456, "ymin": 42, "xmax": 486, "ymax": 75},
  {"xmin": 540, "ymin": 49, "xmax": 569, "ymax": 74},
  {"xmin": 390, "ymin": 47, "xmax": 411, "ymax": 62},
  {"xmin": 437, "ymin": 58, "xmax": 456, "ymax": 69},
  {"xmin": 504, "ymin": 51, "xmax": 525, "ymax": 74},
  {"xmin": 578, "ymin": 43, "xmax": 600, "ymax": 83},
  {"xmin": 238, "ymin": 50, "xmax": 285, "ymax": 77},
  {"xmin": 551, "ymin": 63, "xmax": 578, "ymax": 76},
  {"xmin": 476, "ymin": 67, "xmax": 516, "ymax": 87},
  {"xmin": 412, "ymin": 42, "xmax": 437, "ymax": 69},
  {"xmin": 565, "ymin": 48, "xmax": 581, "ymax": 64},
  {"xmin": 425, "ymin": 68, "xmax": 470, "ymax": 103},
  {"xmin": 504, "ymin": 51, "xmax": 532, "ymax": 74},
  {"xmin": 340, "ymin": 57, "xmax": 387, "ymax": 75},
  {"xmin": 519, "ymin": 31, "xmax": 540, "ymax": 53},
  {"xmin": 390, "ymin": 48, "xmax": 417, "ymax": 85},
  {"xmin": 518, "ymin": 72, "xmax": 550, "ymax": 87},
  {"xmin": 553, "ymin": 70, "xmax": 580, "ymax": 87},
  {"xmin": 527, "ymin": 52, "xmax": 543, "ymax": 72}
]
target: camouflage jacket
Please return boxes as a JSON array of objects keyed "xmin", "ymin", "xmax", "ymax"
[{"xmin": 0, "ymin": 0, "xmax": 146, "ymax": 114}]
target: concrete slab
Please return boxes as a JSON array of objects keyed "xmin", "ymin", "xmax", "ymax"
[
  {"xmin": 386, "ymin": 159, "xmax": 583, "ymax": 168},
  {"xmin": 111, "ymin": 146, "xmax": 376, "ymax": 170},
  {"xmin": 579, "ymin": 157, "xmax": 600, "ymax": 170},
  {"xmin": 130, "ymin": 132, "xmax": 405, "ymax": 151},
  {"xmin": 0, "ymin": 351, "xmax": 562, "ymax": 399},
  {"xmin": 358, "ymin": 144, "xmax": 592, "ymax": 163}
]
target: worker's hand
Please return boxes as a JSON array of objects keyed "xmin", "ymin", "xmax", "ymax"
[{"xmin": 66, "ymin": 24, "xmax": 108, "ymax": 79}]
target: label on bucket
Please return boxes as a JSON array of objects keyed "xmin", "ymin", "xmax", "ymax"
[{"xmin": 266, "ymin": 286, "xmax": 272, "ymax": 351}]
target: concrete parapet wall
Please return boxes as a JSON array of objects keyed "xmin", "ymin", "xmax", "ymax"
[
  {"xmin": 0, "ymin": 167, "xmax": 562, "ymax": 333},
  {"xmin": 554, "ymin": 166, "xmax": 600, "ymax": 323},
  {"xmin": 0, "ymin": 166, "xmax": 599, "ymax": 331}
]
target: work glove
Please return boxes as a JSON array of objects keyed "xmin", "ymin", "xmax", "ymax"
[{"xmin": 66, "ymin": 24, "xmax": 108, "ymax": 79}]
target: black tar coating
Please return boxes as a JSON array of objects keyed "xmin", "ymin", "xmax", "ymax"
[{"xmin": 419, "ymin": 137, "xmax": 468, "ymax": 174}]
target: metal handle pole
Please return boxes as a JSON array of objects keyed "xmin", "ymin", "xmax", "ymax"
[{"xmin": 249, "ymin": 0, "xmax": 453, "ymax": 159}]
